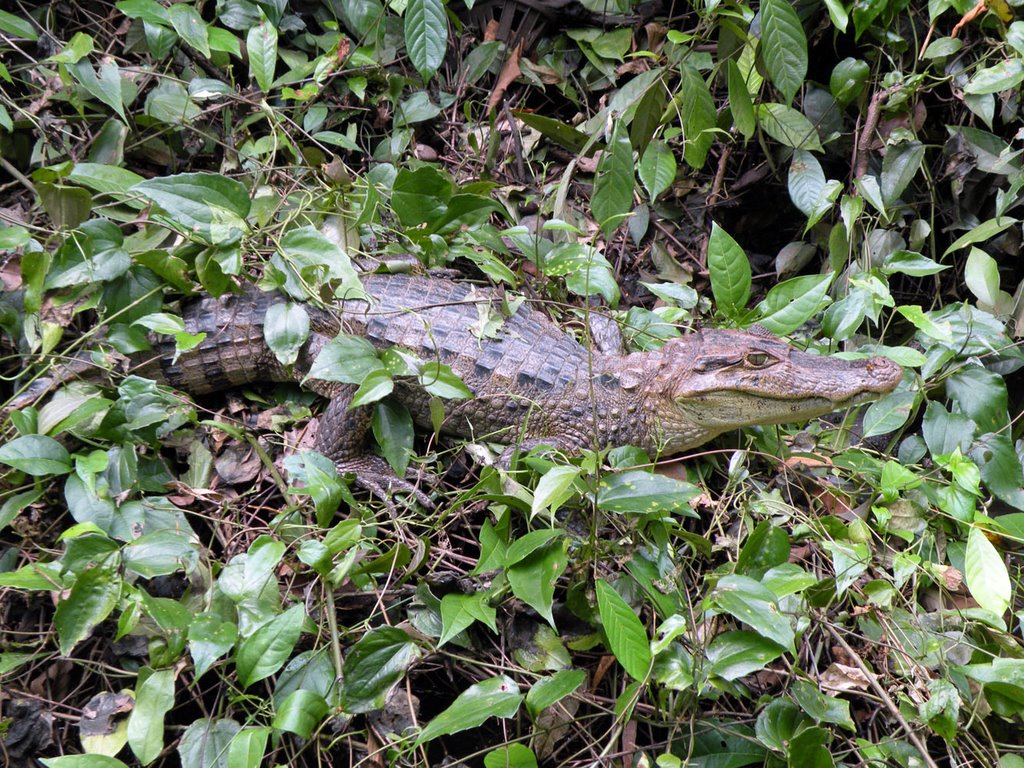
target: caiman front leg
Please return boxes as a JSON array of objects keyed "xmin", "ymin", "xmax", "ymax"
[{"xmin": 313, "ymin": 389, "xmax": 434, "ymax": 508}]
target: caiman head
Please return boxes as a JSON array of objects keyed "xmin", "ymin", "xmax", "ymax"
[{"xmin": 621, "ymin": 328, "xmax": 903, "ymax": 455}]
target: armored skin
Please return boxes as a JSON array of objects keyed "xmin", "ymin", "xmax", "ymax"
[{"xmin": 12, "ymin": 275, "xmax": 904, "ymax": 502}]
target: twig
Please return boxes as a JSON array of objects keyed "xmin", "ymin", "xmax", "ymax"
[
  {"xmin": 824, "ymin": 622, "xmax": 940, "ymax": 768},
  {"xmin": 852, "ymin": 85, "xmax": 902, "ymax": 180}
]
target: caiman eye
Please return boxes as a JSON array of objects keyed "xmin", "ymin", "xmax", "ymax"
[{"xmin": 745, "ymin": 352, "xmax": 774, "ymax": 368}]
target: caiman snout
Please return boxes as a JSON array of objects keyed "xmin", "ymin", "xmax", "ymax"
[{"xmin": 861, "ymin": 356, "xmax": 904, "ymax": 393}]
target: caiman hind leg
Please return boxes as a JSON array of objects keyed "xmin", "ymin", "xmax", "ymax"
[{"xmin": 314, "ymin": 389, "xmax": 434, "ymax": 509}]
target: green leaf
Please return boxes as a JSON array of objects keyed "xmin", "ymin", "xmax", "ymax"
[
  {"xmin": 127, "ymin": 669, "xmax": 175, "ymax": 765},
  {"xmin": 756, "ymin": 103, "xmax": 823, "ymax": 151},
  {"xmin": 272, "ymin": 690, "xmax": 329, "ymax": 738},
  {"xmin": 788, "ymin": 149, "xmax": 827, "ymax": 216},
  {"xmin": 531, "ymin": 465, "xmax": 581, "ymax": 521},
  {"xmin": 524, "ymin": 669, "xmax": 586, "ymax": 719},
  {"xmin": 881, "ymin": 250, "xmax": 950, "ymax": 277},
  {"xmin": 964, "ymin": 247, "xmax": 1002, "ymax": 307},
  {"xmin": 754, "ymin": 273, "xmax": 833, "ymax": 335},
  {"xmin": 307, "ymin": 335, "xmax": 383, "ymax": 384},
  {"xmin": 227, "ymin": 727, "xmax": 270, "ymax": 768},
  {"xmin": 247, "ymin": 15, "xmax": 278, "ymax": 92},
  {"xmin": 881, "ymin": 140, "xmax": 925, "ymax": 205},
  {"xmin": 727, "ymin": 60, "xmax": 756, "ymax": 139},
  {"xmin": 829, "ymin": 58, "xmax": 869, "ymax": 105},
  {"xmin": 349, "ymin": 368, "xmax": 394, "ymax": 408},
  {"xmin": 55, "ymin": 565, "xmax": 120, "ymax": 655},
  {"xmin": 72, "ymin": 60, "xmax": 127, "ymax": 122},
  {"xmin": 896, "ymin": 304, "xmax": 953, "ymax": 343},
  {"xmin": 965, "ymin": 59, "xmax": 1024, "ymax": 95},
  {"xmin": 484, "ymin": 745, "xmax": 539, "ymax": 768},
  {"xmin": 943, "ymin": 216, "xmax": 1017, "ymax": 257},
  {"xmin": 391, "ymin": 165, "xmax": 452, "ymax": 227},
  {"xmin": 946, "ymin": 366, "xmax": 1008, "ymax": 433},
  {"xmin": 42, "ymin": 758, "xmax": 131, "ymax": 768},
  {"xmin": 513, "ymin": 111, "xmax": 591, "ymax": 154},
  {"xmin": 596, "ymin": 580, "xmax": 652, "ymax": 680},
  {"xmin": 263, "ymin": 302, "xmax": 309, "ymax": 367},
  {"xmin": 707, "ymin": 222, "xmax": 751, "ymax": 319},
  {"xmin": 342, "ymin": 627, "xmax": 421, "ymax": 713},
  {"xmin": 69, "ymin": 162, "xmax": 146, "ymax": 199},
  {"xmin": 966, "ymin": 527, "xmax": 1011, "ymax": 615},
  {"xmin": 167, "ymin": 3, "xmax": 210, "ymax": 57},
  {"xmin": 973, "ymin": 433, "xmax": 1024, "ymax": 510},
  {"xmin": 678, "ymin": 62, "xmax": 716, "ymax": 168},
  {"xmin": 592, "ymin": 120, "xmax": 635, "ymax": 235},
  {"xmin": 0, "ymin": 434, "xmax": 72, "ymax": 475},
  {"xmin": 235, "ymin": 604, "xmax": 305, "ymax": 687},
  {"xmin": 405, "ymin": 0, "xmax": 447, "ymax": 82},
  {"xmin": 595, "ymin": 470, "xmax": 700, "ymax": 516},
  {"xmin": 36, "ymin": 182, "xmax": 93, "ymax": 230},
  {"xmin": 508, "ymin": 540, "xmax": 566, "ymax": 626},
  {"xmin": 707, "ymin": 630, "xmax": 786, "ymax": 680},
  {"xmin": 418, "ymin": 362, "xmax": 473, "ymax": 399},
  {"xmin": 0, "ymin": 8, "xmax": 39, "ymax": 40},
  {"xmin": 373, "ymin": 401, "xmax": 414, "ymax": 477},
  {"xmin": 414, "ymin": 675, "xmax": 523, "ymax": 746},
  {"xmin": 712, "ymin": 575, "xmax": 794, "ymax": 652},
  {"xmin": 862, "ymin": 390, "xmax": 916, "ymax": 438},
  {"xmin": 638, "ymin": 140, "xmax": 676, "ymax": 201},
  {"xmin": 761, "ymin": 0, "xmax": 808, "ymax": 104},
  {"xmin": 440, "ymin": 592, "xmax": 497, "ymax": 646},
  {"xmin": 132, "ymin": 173, "xmax": 250, "ymax": 241},
  {"xmin": 178, "ymin": 719, "xmax": 240, "ymax": 768}
]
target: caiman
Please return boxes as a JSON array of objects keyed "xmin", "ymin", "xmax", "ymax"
[{"xmin": 10, "ymin": 274, "xmax": 903, "ymax": 503}]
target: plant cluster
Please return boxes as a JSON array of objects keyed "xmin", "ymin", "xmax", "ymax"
[{"xmin": 0, "ymin": 0, "xmax": 1022, "ymax": 766}]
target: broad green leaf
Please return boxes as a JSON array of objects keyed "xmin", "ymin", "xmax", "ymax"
[
  {"xmin": 144, "ymin": 80, "xmax": 200, "ymax": 125},
  {"xmin": 707, "ymin": 222, "xmax": 751, "ymax": 319},
  {"xmin": 943, "ymin": 216, "xmax": 1017, "ymax": 257},
  {"xmin": 596, "ymin": 580, "xmax": 651, "ymax": 680},
  {"xmin": 42, "ymin": 758, "xmax": 130, "ymax": 768},
  {"xmin": 0, "ymin": 434, "xmax": 72, "ymax": 475},
  {"xmin": 405, "ymin": 0, "xmax": 447, "ymax": 82},
  {"xmin": 178, "ymin": 719, "xmax": 240, "ymax": 768},
  {"xmin": 127, "ymin": 669, "xmax": 175, "ymax": 765},
  {"xmin": 791, "ymin": 678, "xmax": 855, "ymax": 730},
  {"xmin": 391, "ymin": 165, "xmax": 452, "ymax": 227},
  {"xmin": 349, "ymin": 368, "xmax": 394, "ymax": 408},
  {"xmin": 707, "ymin": 630, "xmax": 786, "ymax": 680},
  {"xmin": 788, "ymin": 149, "xmax": 826, "ymax": 216},
  {"xmin": 882, "ymin": 250, "xmax": 950, "ymax": 277},
  {"xmin": 189, "ymin": 615, "xmax": 238, "ymax": 678},
  {"xmin": 965, "ymin": 59, "xmax": 1024, "ymax": 95},
  {"xmin": 531, "ymin": 465, "xmax": 581, "ymax": 520},
  {"xmin": 830, "ymin": 58, "xmax": 869, "ymax": 105},
  {"xmin": 263, "ymin": 302, "xmax": 309, "ymax": 367},
  {"xmin": 440, "ymin": 592, "xmax": 497, "ymax": 646},
  {"xmin": 54, "ymin": 564, "xmax": 120, "ymax": 655},
  {"xmin": 115, "ymin": 0, "xmax": 169, "ymax": 25},
  {"xmin": 973, "ymin": 433, "xmax": 1024, "ymax": 510},
  {"xmin": 524, "ymin": 669, "xmax": 586, "ymax": 719},
  {"xmin": 862, "ymin": 390, "xmax": 916, "ymax": 438},
  {"xmin": 69, "ymin": 163, "xmax": 146, "ymax": 199},
  {"xmin": 342, "ymin": 627, "xmax": 421, "ymax": 713},
  {"xmin": 72, "ymin": 60, "xmax": 127, "ymax": 122},
  {"xmin": 896, "ymin": 304, "xmax": 953, "ymax": 343},
  {"xmin": 727, "ymin": 60, "xmax": 756, "ymax": 138},
  {"xmin": 513, "ymin": 111, "xmax": 591, "ymax": 154},
  {"xmin": 508, "ymin": 540, "xmax": 566, "ymax": 626},
  {"xmin": 272, "ymin": 690, "xmax": 329, "ymax": 738},
  {"xmin": 306, "ymin": 335, "xmax": 383, "ymax": 384},
  {"xmin": 756, "ymin": 103, "xmax": 823, "ymax": 151},
  {"xmin": 505, "ymin": 528, "xmax": 562, "ymax": 566},
  {"xmin": 592, "ymin": 120, "xmax": 634, "ymax": 235},
  {"xmin": 639, "ymin": 140, "xmax": 676, "ymax": 201},
  {"xmin": 964, "ymin": 247, "xmax": 1001, "ymax": 307},
  {"xmin": 595, "ymin": 470, "xmax": 700, "ymax": 516},
  {"xmin": 484, "ymin": 745, "xmax": 539, "ymax": 768},
  {"xmin": 946, "ymin": 366, "xmax": 1008, "ymax": 433},
  {"xmin": 418, "ymin": 362, "xmax": 473, "ymax": 399},
  {"xmin": 824, "ymin": 540, "xmax": 870, "ymax": 595},
  {"xmin": 712, "ymin": 575, "xmax": 794, "ymax": 652},
  {"xmin": 966, "ymin": 527, "xmax": 1011, "ymax": 614},
  {"xmin": 227, "ymin": 727, "xmax": 270, "ymax": 768},
  {"xmin": 247, "ymin": 15, "xmax": 278, "ymax": 92},
  {"xmin": 881, "ymin": 141, "xmax": 925, "ymax": 205},
  {"xmin": 414, "ymin": 675, "xmax": 523, "ymax": 746},
  {"xmin": 132, "ymin": 173, "xmax": 250, "ymax": 241},
  {"xmin": 36, "ymin": 182, "xmax": 93, "ymax": 230},
  {"xmin": 0, "ymin": 8, "xmax": 39, "ymax": 40},
  {"xmin": 373, "ymin": 401, "xmax": 414, "ymax": 477},
  {"xmin": 167, "ymin": 3, "xmax": 210, "ymax": 57},
  {"xmin": 754, "ymin": 273, "xmax": 833, "ymax": 335},
  {"xmin": 235, "ymin": 604, "xmax": 305, "ymax": 687},
  {"xmin": 760, "ymin": 0, "xmax": 808, "ymax": 104},
  {"xmin": 678, "ymin": 62, "xmax": 716, "ymax": 167}
]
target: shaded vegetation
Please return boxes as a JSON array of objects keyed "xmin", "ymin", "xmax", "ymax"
[{"xmin": 0, "ymin": 0, "xmax": 1023, "ymax": 766}]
